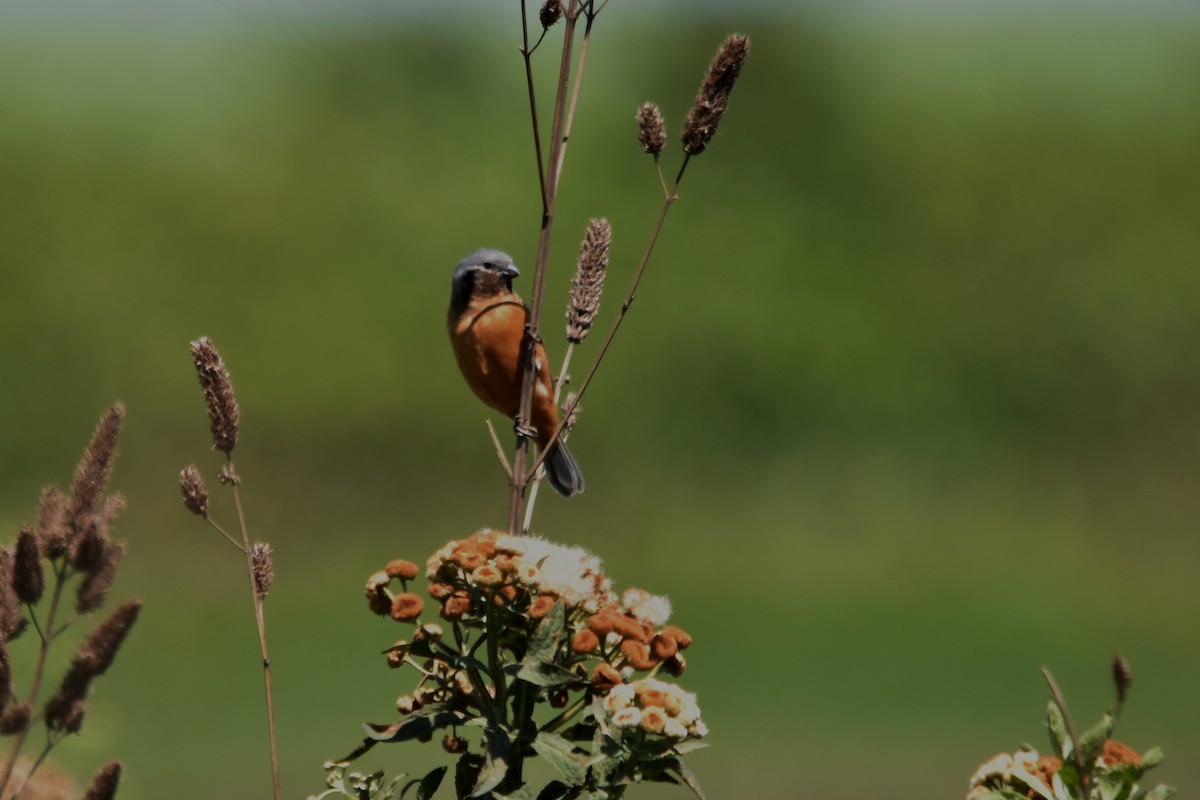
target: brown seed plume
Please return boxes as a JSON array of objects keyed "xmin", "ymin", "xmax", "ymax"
[
  {"xmin": 191, "ymin": 337, "xmax": 240, "ymax": 454},
  {"xmin": 566, "ymin": 219, "xmax": 611, "ymax": 344},
  {"xmin": 539, "ymin": 0, "xmax": 563, "ymax": 28},
  {"xmin": 76, "ymin": 542, "xmax": 126, "ymax": 614},
  {"xmin": 13, "ymin": 526, "xmax": 44, "ymax": 605},
  {"xmin": 83, "ymin": 761, "xmax": 122, "ymax": 800},
  {"xmin": 36, "ymin": 485, "xmax": 68, "ymax": 557},
  {"xmin": 0, "ymin": 702, "xmax": 29, "ymax": 735},
  {"xmin": 0, "ymin": 636, "xmax": 11, "ymax": 709},
  {"xmin": 682, "ymin": 34, "xmax": 750, "ymax": 156},
  {"xmin": 251, "ymin": 542, "xmax": 273, "ymax": 600},
  {"xmin": 67, "ymin": 404, "xmax": 124, "ymax": 527},
  {"xmin": 1112, "ymin": 653, "xmax": 1133, "ymax": 703},
  {"xmin": 637, "ymin": 103, "xmax": 667, "ymax": 156},
  {"xmin": 0, "ymin": 550, "xmax": 23, "ymax": 638},
  {"xmin": 179, "ymin": 465, "xmax": 209, "ymax": 517},
  {"xmin": 80, "ymin": 599, "xmax": 142, "ymax": 676}
]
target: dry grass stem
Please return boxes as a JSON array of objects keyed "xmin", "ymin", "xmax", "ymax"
[
  {"xmin": 191, "ymin": 337, "xmax": 240, "ymax": 454},
  {"xmin": 681, "ymin": 34, "xmax": 750, "ymax": 156},
  {"xmin": 485, "ymin": 420, "xmax": 514, "ymax": 480}
]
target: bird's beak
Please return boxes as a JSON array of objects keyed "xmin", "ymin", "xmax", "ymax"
[{"xmin": 500, "ymin": 264, "xmax": 520, "ymax": 279}]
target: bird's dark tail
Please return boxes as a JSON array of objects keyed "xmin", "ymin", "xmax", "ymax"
[{"xmin": 544, "ymin": 440, "xmax": 585, "ymax": 497}]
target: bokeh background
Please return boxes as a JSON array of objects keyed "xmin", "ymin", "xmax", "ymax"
[{"xmin": 1, "ymin": 1, "xmax": 1199, "ymax": 798}]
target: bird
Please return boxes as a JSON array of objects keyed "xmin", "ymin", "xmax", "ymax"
[{"xmin": 447, "ymin": 248, "xmax": 585, "ymax": 497}]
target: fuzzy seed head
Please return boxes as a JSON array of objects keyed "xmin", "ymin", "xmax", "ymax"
[
  {"xmin": 13, "ymin": 526, "xmax": 44, "ymax": 605},
  {"xmin": 80, "ymin": 599, "xmax": 142, "ymax": 677},
  {"xmin": 1112, "ymin": 653, "xmax": 1133, "ymax": 703},
  {"xmin": 83, "ymin": 761, "xmax": 122, "ymax": 800},
  {"xmin": 539, "ymin": 0, "xmax": 563, "ymax": 28},
  {"xmin": 190, "ymin": 337, "xmax": 240, "ymax": 454},
  {"xmin": 0, "ymin": 702, "xmax": 30, "ymax": 735},
  {"xmin": 179, "ymin": 465, "xmax": 209, "ymax": 517},
  {"xmin": 67, "ymin": 404, "xmax": 124, "ymax": 526},
  {"xmin": 637, "ymin": 103, "xmax": 667, "ymax": 156},
  {"xmin": 36, "ymin": 486, "xmax": 68, "ymax": 557},
  {"xmin": 566, "ymin": 219, "xmax": 611, "ymax": 344},
  {"xmin": 251, "ymin": 542, "xmax": 273, "ymax": 599},
  {"xmin": 682, "ymin": 34, "xmax": 750, "ymax": 156},
  {"xmin": 75, "ymin": 541, "xmax": 125, "ymax": 614}
]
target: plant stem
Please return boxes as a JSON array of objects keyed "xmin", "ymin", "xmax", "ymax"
[
  {"xmin": 0, "ymin": 560, "xmax": 68, "ymax": 796},
  {"xmin": 509, "ymin": 0, "xmax": 581, "ymax": 536},
  {"xmin": 1041, "ymin": 667, "xmax": 1088, "ymax": 797},
  {"xmin": 519, "ymin": 0, "xmax": 549, "ymax": 213},
  {"xmin": 520, "ymin": 341, "xmax": 577, "ymax": 532},
  {"xmin": 231, "ymin": 467, "xmax": 282, "ymax": 800},
  {"xmin": 527, "ymin": 158, "xmax": 690, "ymax": 480},
  {"xmin": 8, "ymin": 738, "xmax": 55, "ymax": 800},
  {"xmin": 206, "ymin": 517, "xmax": 246, "ymax": 553}
]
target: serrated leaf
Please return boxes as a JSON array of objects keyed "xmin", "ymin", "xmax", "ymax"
[
  {"xmin": 473, "ymin": 727, "xmax": 513, "ymax": 797},
  {"xmin": 1141, "ymin": 747, "xmax": 1164, "ymax": 769},
  {"xmin": 1078, "ymin": 710, "xmax": 1116, "ymax": 768},
  {"xmin": 1047, "ymin": 700, "xmax": 1072, "ymax": 759},
  {"xmin": 532, "ymin": 732, "xmax": 587, "ymax": 787}
]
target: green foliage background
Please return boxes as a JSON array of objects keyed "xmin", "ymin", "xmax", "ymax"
[{"xmin": 1, "ymin": 3, "xmax": 1198, "ymax": 798}]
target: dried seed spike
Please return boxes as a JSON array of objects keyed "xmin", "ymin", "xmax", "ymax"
[
  {"xmin": 682, "ymin": 34, "xmax": 750, "ymax": 156},
  {"xmin": 83, "ymin": 761, "xmax": 122, "ymax": 800},
  {"xmin": 13, "ymin": 526, "xmax": 44, "ymax": 605},
  {"xmin": 80, "ymin": 599, "xmax": 141, "ymax": 677},
  {"xmin": 190, "ymin": 337, "xmax": 240, "ymax": 454},
  {"xmin": 637, "ymin": 103, "xmax": 667, "ymax": 157},
  {"xmin": 67, "ymin": 404, "xmax": 124, "ymax": 527},
  {"xmin": 36, "ymin": 485, "xmax": 68, "ymax": 557},
  {"xmin": 179, "ymin": 465, "xmax": 209, "ymax": 517},
  {"xmin": 562, "ymin": 392, "xmax": 581, "ymax": 433},
  {"xmin": 68, "ymin": 517, "xmax": 106, "ymax": 575},
  {"xmin": 43, "ymin": 660, "xmax": 92, "ymax": 731},
  {"xmin": 1112, "ymin": 653, "xmax": 1133, "ymax": 704},
  {"xmin": 76, "ymin": 542, "xmax": 125, "ymax": 614},
  {"xmin": 251, "ymin": 542, "xmax": 273, "ymax": 600},
  {"xmin": 0, "ymin": 636, "xmax": 10, "ymax": 709},
  {"xmin": 566, "ymin": 219, "xmax": 612, "ymax": 344},
  {"xmin": 0, "ymin": 550, "xmax": 22, "ymax": 638},
  {"xmin": 539, "ymin": 0, "xmax": 563, "ymax": 28},
  {"xmin": 0, "ymin": 702, "xmax": 29, "ymax": 735}
]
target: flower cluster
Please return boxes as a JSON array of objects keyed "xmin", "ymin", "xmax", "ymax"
[
  {"xmin": 967, "ymin": 742, "xmax": 1149, "ymax": 800},
  {"xmin": 341, "ymin": 530, "xmax": 707, "ymax": 799}
]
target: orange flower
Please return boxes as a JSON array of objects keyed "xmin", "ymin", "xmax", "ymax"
[
  {"xmin": 664, "ymin": 654, "xmax": 686, "ymax": 676},
  {"xmin": 453, "ymin": 546, "xmax": 488, "ymax": 571},
  {"xmin": 572, "ymin": 629, "xmax": 600, "ymax": 653},
  {"xmin": 639, "ymin": 706, "xmax": 668, "ymax": 734},
  {"xmin": 587, "ymin": 608, "xmax": 619, "ymax": 635},
  {"xmin": 442, "ymin": 734, "xmax": 468, "ymax": 754},
  {"xmin": 592, "ymin": 663, "xmax": 622, "ymax": 693},
  {"xmin": 650, "ymin": 634, "xmax": 678, "ymax": 660},
  {"xmin": 472, "ymin": 564, "xmax": 504, "ymax": 586},
  {"xmin": 635, "ymin": 686, "xmax": 669, "ymax": 709},
  {"xmin": 390, "ymin": 592, "xmax": 425, "ymax": 622},
  {"xmin": 386, "ymin": 559, "xmax": 420, "ymax": 580},
  {"xmin": 612, "ymin": 614, "xmax": 650, "ymax": 643},
  {"xmin": 620, "ymin": 639, "xmax": 659, "ymax": 670},
  {"xmin": 1102, "ymin": 740, "xmax": 1142, "ymax": 767},
  {"xmin": 660, "ymin": 625, "xmax": 692, "ymax": 650},
  {"xmin": 529, "ymin": 595, "xmax": 558, "ymax": 619},
  {"xmin": 441, "ymin": 593, "xmax": 472, "ymax": 620},
  {"xmin": 428, "ymin": 582, "xmax": 453, "ymax": 600}
]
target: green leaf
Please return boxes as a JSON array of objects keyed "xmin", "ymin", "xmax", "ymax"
[
  {"xmin": 532, "ymin": 732, "xmax": 587, "ymax": 787},
  {"xmin": 415, "ymin": 767, "xmax": 448, "ymax": 800},
  {"xmin": 365, "ymin": 707, "xmax": 467, "ymax": 743},
  {"xmin": 1078, "ymin": 710, "xmax": 1117, "ymax": 768},
  {"xmin": 1047, "ymin": 700, "xmax": 1072, "ymax": 759},
  {"xmin": 1141, "ymin": 747, "xmax": 1164, "ymax": 769},
  {"xmin": 473, "ymin": 726, "xmax": 513, "ymax": 797},
  {"xmin": 514, "ymin": 660, "xmax": 581, "ymax": 688},
  {"xmin": 974, "ymin": 792, "xmax": 1035, "ymax": 800},
  {"xmin": 671, "ymin": 740, "xmax": 710, "ymax": 755},
  {"xmin": 455, "ymin": 754, "xmax": 485, "ymax": 800},
  {"xmin": 1095, "ymin": 769, "xmax": 1132, "ymax": 800},
  {"xmin": 671, "ymin": 759, "xmax": 707, "ymax": 800},
  {"xmin": 527, "ymin": 601, "xmax": 565, "ymax": 662},
  {"xmin": 1143, "ymin": 786, "xmax": 1176, "ymax": 800},
  {"xmin": 536, "ymin": 781, "xmax": 576, "ymax": 800},
  {"xmin": 493, "ymin": 788, "xmax": 534, "ymax": 800}
]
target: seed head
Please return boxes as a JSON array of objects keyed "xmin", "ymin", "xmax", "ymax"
[
  {"xmin": 79, "ymin": 599, "xmax": 142, "ymax": 676},
  {"xmin": 539, "ymin": 0, "xmax": 563, "ymax": 28},
  {"xmin": 83, "ymin": 762, "xmax": 123, "ymax": 800},
  {"xmin": 566, "ymin": 219, "xmax": 611, "ymax": 344},
  {"xmin": 13, "ymin": 526, "xmax": 44, "ymax": 605},
  {"xmin": 251, "ymin": 542, "xmax": 274, "ymax": 600},
  {"xmin": 0, "ymin": 702, "xmax": 29, "ymax": 735},
  {"xmin": 191, "ymin": 337, "xmax": 240, "ymax": 454},
  {"xmin": 1112, "ymin": 653, "xmax": 1133, "ymax": 703},
  {"xmin": 67, "ymin": 404, "xmax": 124, "ymax": 528},
  {"xmin": 682, "ymin": 34, "xmax": 750, "ymax": 156},
  {"xmin": 179, "ymin": 465, "xmax": 209, "ymax": 517},
  {"xmin": 636, "ymin": 103, "xmax": 667, "ymax": 156},
  {"xmin": 76, "ymin": 541, "xmax": 125, "ymax": 614},
  {"xmin": 36, "ymin": 486, "xmax": 68, "ymax": 557}
]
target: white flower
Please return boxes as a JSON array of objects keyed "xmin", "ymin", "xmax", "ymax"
[
  {"xmin": 494, "ymin": 534, "xmax": 615, "ymax": 609},
  {"xmin": 969, "ymin": 753, "xmax": 1013, "ymax": 787},
  {"xmin": 663, "ymin": 718, "xmax": 688, "ymax": 739},
  {"xmin": 687, "ymin": 719, "xmax": 708, "ymax": 738},
  {"xmin": 622, "ymin": 587, "xmax": 672, "ymax": 627},
  {"xmin": 604, "ymin": 683, "xmax": 636, "ymax": 714},
  {"xmin": 610, "ymin": 707, "xmax": 642, "ymax": 730}
]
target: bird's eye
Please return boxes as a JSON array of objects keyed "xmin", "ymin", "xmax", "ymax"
[{"xmin": 483, "ymin": 261, "xmax": 496, "ymax": 270}]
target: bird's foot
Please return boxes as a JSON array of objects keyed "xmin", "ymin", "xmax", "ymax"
[{"xmin": 513, "ymin": 421, "xmax": 538, "ymax": 440}]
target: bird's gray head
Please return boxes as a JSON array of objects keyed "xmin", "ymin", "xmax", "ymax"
[{"xmin": 450, "ymin": 248, "xmax": 520, "ymax": 305}]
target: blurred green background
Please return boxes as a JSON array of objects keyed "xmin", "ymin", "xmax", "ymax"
[{"xmin": 1, "ymin": 2, "xmax": 1199, "ymax": 798}]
